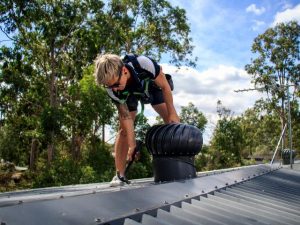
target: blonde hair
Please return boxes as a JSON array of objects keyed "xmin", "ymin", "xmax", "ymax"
[{"xmin": 94, "ymin": 54, "xmax": 123, "ymax": 85}]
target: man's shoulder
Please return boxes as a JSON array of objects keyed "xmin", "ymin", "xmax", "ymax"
[
  {"xmin": 123, "ymin": 54, "xmax": 157, "ymax": 64},
  {"xmin": 123, "ymin": 54, "xmax": 160, "ymax": 78},
  {"xmin": 122, "ymin": 53, "xmax": 139, "ymax": 63},
  {"xmin": 106, "ymin": 88, "xmax": 129, "ymax": 104}
]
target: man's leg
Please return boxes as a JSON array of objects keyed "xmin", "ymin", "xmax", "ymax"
[
  {"xmin": 152, "ymin": 103, "xmax": 169, "ymax": 124},
  {"xmin": 114, "ymin": 111, "xmax": 137, "ymax": 177},
  {"xmin": 149, "ymin": 85, "xmax": 171, "ymax": 124}
]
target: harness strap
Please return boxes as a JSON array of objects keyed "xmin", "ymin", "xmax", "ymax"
[
  {"xmin": 119, "ymin": 54, "xmax": 155, "ymax": 118},
  {"xmin": 134, "ymin": 78, "xmax": 151, "ymax": 119},
  {"xmin": 117, "ymin": 91, "xmax": 130, "ymax": 104}
]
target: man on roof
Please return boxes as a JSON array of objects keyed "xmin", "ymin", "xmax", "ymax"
[{"xmin": 94, "ymin": 53, "xmax": 180, "ymax": 186}]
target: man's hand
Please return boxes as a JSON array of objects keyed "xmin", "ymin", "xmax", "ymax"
[{"xmin": 168, "ymin": 113, "xmax": 180, "ymax": 124}]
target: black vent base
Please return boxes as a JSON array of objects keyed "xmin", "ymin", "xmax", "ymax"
[{"xmin": 153, "ymin": 156, "xmax": 196, "ymax": 182}]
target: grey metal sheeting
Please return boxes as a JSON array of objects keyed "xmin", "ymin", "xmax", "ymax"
[
  {"xmin": 1, "ymin": 164, "xmax": 299, "ymax": 225},
  {"xmin": 124, "ymin": 166, "xmax": 300, "ymax": 225}
]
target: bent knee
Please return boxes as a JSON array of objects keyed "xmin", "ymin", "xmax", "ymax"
[{"xmin": 118, "ymin": 128, "xmax": 127, "ymax": 137}]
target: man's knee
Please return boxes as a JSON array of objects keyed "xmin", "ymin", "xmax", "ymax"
[{"xmin": 118, "ymin": 128, "xmax": 127, "ymax": 137}]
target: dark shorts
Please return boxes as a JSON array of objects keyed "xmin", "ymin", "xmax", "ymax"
[{"xmin": 126, "ymin": 85, "xmax": 164, "ymax": 112}]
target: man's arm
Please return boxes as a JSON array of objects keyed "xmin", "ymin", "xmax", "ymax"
[
  {"xmin": 154, "ymin": 68, "xmax": 180, "ymax": 123},
  {"xmin": 116, "ymin": 103, "xmax": 136, "ymax": 160}
]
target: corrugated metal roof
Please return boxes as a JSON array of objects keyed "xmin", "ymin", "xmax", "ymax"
[
  {"xmin": 0, "ymin": 163, "xmax": 299, "ymax": 225},
  {"xmin": 124, "ymin": 165, "xmax": 300, "ymax": 225}
]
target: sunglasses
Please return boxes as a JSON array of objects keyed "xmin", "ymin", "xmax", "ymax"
[{"xmin": 104, "ymin": 68, "xmax": 123, "ymax": 89}]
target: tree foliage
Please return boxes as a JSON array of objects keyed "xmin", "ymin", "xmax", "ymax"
[
  {"xmin": 179, "ymin": 102, "xmax": 207, "ymax": 132},
  {"xmin": 245, "ymin": 21, "xmax": 300, "ymax": 130},
  {"xmin": 101, "ymin": 0, "xmax": 195, "ymax": 65},
  {"xmin": 209, "ymin": 101, "xmax": 244, "ymax": 169},
  {"xmin": 0, "ymin": 0, "xmax": 196, "ymax": 189}
]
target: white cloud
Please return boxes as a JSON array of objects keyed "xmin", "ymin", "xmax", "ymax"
[
  {"xmin": 272, "ymin": 4, "xmax": 300, "ymax": 25},
  {"xmin": 144, "ymin": 64, "xmax": 264, "ymax": 144},
  {"xmin": 166, "ymin": 64, "xmax": 262, "ymax": 114},
  {"xmin": 282, "ymin": 2, "xmax": 293, "ymax": 11},
  {"xmin": 251, "ymin": 20, "xmax": 266, "ymax": 31},
  {"xmin": 246, "ymin": 4, "xmax": 266, "ymax": 15}
]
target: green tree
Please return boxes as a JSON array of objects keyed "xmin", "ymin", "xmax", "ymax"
[
  {"xmin": 0, "ymin": 45, "xmax": 45, "ymax": 166},
  {"xmin": 245, "ymin": 21, "xmax": 300, "ymax": 148},
  {"xmin": 0, "ymin": 0, "xmax": 196, "ymax": 188},
  {"xmin": 101, "ymin": 0, "xmax": 195, "ymax": 66},
  {"xmin": 292, "ymin": 101, "xmax": 300, "ymax": 157},
  {"xmin": 179, "ymin": 102, "xmax": 207, "ymax": 132},
  {"xmin": 134, "ymin": 113, "xmax": 151, "ymax": 141},
  {"xmin": 154, "ymin": 115, "xmax": 164, "ymax": 125},
  {"xmin": 209, "ymin": 101, "xmax": 244, "ymax": 169},
  {"xmin": 1, "ymin": 0, "xmax": 195, "ymax": 164},
  {"xmin": 62, "ymin": 65, "xmax": 114, "ymax": 160},
  {"xmin": 1, "ymin": 1, "xmax": 106, "ymax": 164},
  {"xmin": 239, "ymin": 99, "xmax": 281, "ymax": 160},
  {"xmin": 194, "ymin": 144, "xmax": 209, "ymax": 171}
]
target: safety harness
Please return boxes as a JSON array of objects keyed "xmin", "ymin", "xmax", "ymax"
[
  {"xmin": 114, "ymin": 54, "xmax": 154, "ymax": 116},
  {"xmin": 108, "ymin": 54, "xmax": 174, "ymax": 118}
]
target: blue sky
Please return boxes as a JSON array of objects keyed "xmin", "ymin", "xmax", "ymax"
[
  {"xmin": 154, "ymin": 0, "xmax": 300, "ymax": 142},
  {"xmin": 164, "ymin": 0, "xmax": 300, "ymax": 71}
]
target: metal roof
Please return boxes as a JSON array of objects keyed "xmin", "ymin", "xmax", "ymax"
[
  {"xmin": 124, "ymin": 165, "xmax": 300, "ymax": 225},
  {"xmin": 0, "ymin": 163, "xmax": 299, "ymax": 225}
]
